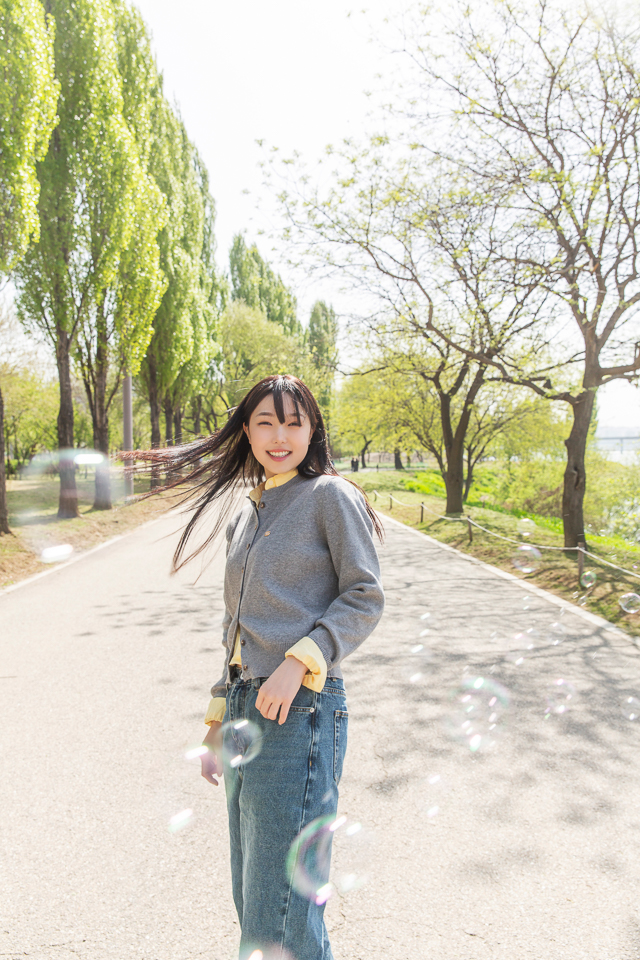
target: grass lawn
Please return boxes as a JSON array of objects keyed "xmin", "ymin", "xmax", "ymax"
[
  {"xmin": 345, "ymin": 466, "xmax": 640, "ymax": 639},
  {"xmin": 1, "ymin": 470, "xmax": 176, "ymax": 590}
]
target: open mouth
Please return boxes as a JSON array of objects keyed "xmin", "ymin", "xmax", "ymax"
[{"xmin": 267, "ymin": 450, "xmax": 291, "ymax": 461}]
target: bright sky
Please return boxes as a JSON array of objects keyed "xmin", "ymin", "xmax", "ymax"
[{"xmin": 130, "ymin": 0, "xmax": 635, "ymax": 431}]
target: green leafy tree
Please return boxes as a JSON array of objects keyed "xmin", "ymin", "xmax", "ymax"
[
  {"xmin": 73, "ymin": 0, "xmax": 167, "ymax": 509},
  {"xmin": 0, "ymin": 384, "xmax": 8, "ymax": 534},
  {"xmin": 275, "ymin": 143, "xmax": 550, "ymax": 513},
  {"xmin": 137, "ymin": 100, "xmax": 216, "ymax": 480},
  {"xmin": 1, "ymin": 365, "xmax": 58, "ymax": 469},
  {"xmin": 0, "ymin": 0, "xmax": 59, "ymax": 276},
  {"xmin": 0, "ymin": 0, "xmax": 59, "ymax": 533},
  {"xmin": 394, "ymin": 0, "xmax": 640, "ymax": 547},
  {"xmin": 307, "ymin": 300, "xmax": 338, "ymax": 435},
  {"xmin": 229, "ymin": 234, "xmax": 299, "ymax": 335},
  {"xmin": 217, "ymin": 301, "xmax": 310, "ymax": 407},
  {"xmin": 164, "ymin": 149, "xmax": 221, "ymax": 445},
  {"xmin": 275, "ymin": 1, "xmax": 640, "ymax": 546},
  {"xmin": 16, "ymin": 0, "xmax": 148, "ymax": 517},
  {"xmin": 333, "ymin": 370, "xmax": 395, "ymax": 468}
]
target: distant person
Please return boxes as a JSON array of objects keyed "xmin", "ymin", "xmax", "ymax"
[{"xmin": 147, "ymin": 375, "xmax": 384, "ymax": 960}]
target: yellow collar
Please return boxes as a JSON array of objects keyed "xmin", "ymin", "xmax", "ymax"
[{"xmin": 248, "ymin": 469, "xmax": 299, "ymax": 503}]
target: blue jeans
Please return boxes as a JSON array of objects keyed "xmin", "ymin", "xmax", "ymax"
[{"xmin": 223, "ymin": 677, "xmax": 349, "ymax": 960}]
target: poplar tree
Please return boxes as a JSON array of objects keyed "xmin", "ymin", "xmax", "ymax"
[
  {"xmin": 229, "ymin": 234, "xmax": 299, "ymax": 335},
  {"xmin": 16, "ymin": 0, "xmax": 145, "ymax": 518},
  {"xmin": 73, "ymin": 0, "xmax": 166, "ymax": 509},
  {"xmin": 0, "ymin": 0, "xmax": 58, "ymax": 533},
  {"xmin": 307, "ymin": 299, "xmax": 338, "ymax": 426},
  {"xmin": 164, "ymin": 150, "xmax": 219, "ymax": 445},
  {"xmin": 137, "ymin": 102, "xmax": 215, "ymax": 473},
  {"xmin": 0, "ymin": 0, "xmax": 59, "ymax": 274},
  {"xmin": 0, "ymin": 386, "xmax": 8, "ymax": 535}
]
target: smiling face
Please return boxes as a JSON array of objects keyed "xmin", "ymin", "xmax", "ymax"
[{"xmin": 243, "ymin": 392, "xmax": 313, "ymax": 480}]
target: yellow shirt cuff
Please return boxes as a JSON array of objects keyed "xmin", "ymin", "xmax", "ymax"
[
  {"xmin": 204, "ymin": 696, "xmax": 227, "ymax": 726},
  {"xmin": 285, "ymin": 637, "xmax": 327, "ymax": 693}
]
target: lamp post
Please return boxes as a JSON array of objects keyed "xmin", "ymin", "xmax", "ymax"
[{"xmin": 123, "ymin": 374, "xmax": 133, "ymax": 498}]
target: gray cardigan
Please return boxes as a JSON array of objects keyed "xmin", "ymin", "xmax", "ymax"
[{"xmin": 210, "ymin": 473, "xmax": 384, "ymax": 698}]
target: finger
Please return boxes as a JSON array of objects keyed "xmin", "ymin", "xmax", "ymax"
[
  {"xmin": 278, "ymin": 701, "xmax": 290, "ymax": 725},
  {"xmin": 258, "ymin": 696, "xmax": 272, "ymax": 718},
  {"xmin": 201, "ymin": 752, "xmax": 220, "ymax": 776},
  {"xmin": 255, "ymin": 691, "xmax": 264, "ymax": 712},
  {"xmin": 208, "ymin": 752, "xmax": 223, "ymax": 777},
  {"xmin": 266, "ymin": 700, "xmax": 281, "ymax": 721},
  {"xmin": 200, "ymin": 762, "xmax": 219, "ymax": 785}
]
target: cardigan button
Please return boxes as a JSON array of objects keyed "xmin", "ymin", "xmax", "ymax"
[
  {"xmin": 241, "ymin": 639, "xmax": 246, "ymax": 646},
  {"xmin": 243, "ymin": 663, "xmax": 248, "ymax": 671}
]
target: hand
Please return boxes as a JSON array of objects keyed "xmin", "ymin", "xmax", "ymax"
[
  {"xmin": 255, "ymin": 657, "xmax": 308, "ymax": 725},
  {"xmin": 200, "ymin": 720, "xmax": 224, "ymax": 786}
]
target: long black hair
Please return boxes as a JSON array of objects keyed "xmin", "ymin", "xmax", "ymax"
[{"xmin": 128, "ymin": 375, "xmax": 383, "ymax": 572}]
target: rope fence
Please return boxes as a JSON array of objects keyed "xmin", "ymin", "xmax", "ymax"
[{"xmin": 372, "ymin": 490, "xmax": 640, "ymax": 592}]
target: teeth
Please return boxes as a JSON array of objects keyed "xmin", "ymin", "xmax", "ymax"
[{"xmin": 269, "ymin": 451, "xmax": 290, "ymax": 457}]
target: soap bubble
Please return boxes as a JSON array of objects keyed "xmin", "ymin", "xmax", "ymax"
[
  {"xmin": 445, "ymin": 676, "xmax": 510, "ymax": 752},
  {"xmin": 24, "ymin": 447, "xmax": 105, "ymax": 479},
  {"xmin": 622, "ymin": 696, "xmax": 640, "ymax": 721},
  {"xmin": 620, "ymin": 593, "xmax": 640, "ymax": 614},
  {"xmin": 580, "ymin": 570, "xmax": 597, "ymax": 589},
  {"xmin": 512, "ymin": 545, "xmax": 542, "ymax": 574},
  {"xmin": 246, "ymin": 947, "xmax": 296, "ymax": 960},
  {"xmin": 212, "ymin": 719, "xmax": 263, "ymax": 769},
  {"xmin": 184, "ymin": 745, "xmax": 209, "ymax": 760},
  {"xmin": 287, "ymin": 814, "xmax": 372, "ymax": 904},
  {"xmin": 518, "ymin": 518, "xmax": 536, "ymax": 539},
  {"xmin": 522, "ymin": 595, "xmax": 533, "ymax": 610},
  {"xmin": 506, "ymin": 629, "xmax": 537, "ymax": 666},
  {"xmin": 403, "ymin": 643, "xmax": 432, "ymax": 685},
  {"xmin": 420, "ymin": 772, "xmax": 450, "ymax": 819},
  {"xmin": 419, "ymin": 612, "xmax": 432, "ymax": 621},
  {"xmin": 546, "ymin": 622, "xmax": 567, "ymax": 645},
  {"xmin": 545, "ymin": 679, "xmax": 576, "ymax": 716},
  {"xmin": 40, "ymin": 544, "xmax": 74, "ymax": 563},
  {"xmin": 73, "ymin": 452, "xmax": 104, "ymax": 466},
  {"xmin": 168, "ymin": 808, "xmax": 193, "ymax": 833},
  {"xmin": 505, "ymin": 650, "xmax": 528, "ymax": 667}
]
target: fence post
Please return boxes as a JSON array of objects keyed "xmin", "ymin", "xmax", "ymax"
[
  {"xmin": 420, "ymin": 503, "xmax": 424, "ymax": 523},
  {"xmin": 467, "ymin": 517, "xmax": 473, "ymax": 543},
  {"xmin": 577, "ymin": 543, "xmax": 585, "ymax": 585},
  {"xmin": 389, "ymin": 495, "xmax": 393, "ymax": 510}
]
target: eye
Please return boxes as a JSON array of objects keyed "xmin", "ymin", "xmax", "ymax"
[{"xmin": 257, "ymin": 420, "xmax": 272, "ymax": 425}]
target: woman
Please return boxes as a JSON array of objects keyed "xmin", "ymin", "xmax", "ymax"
[{"xmin": 157, "ymin": 375, "xmax": 384, "ymax": 960}]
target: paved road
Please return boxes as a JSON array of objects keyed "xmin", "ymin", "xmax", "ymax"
[{"xmin": 1, "ymin": 509, "xmax": 639, "ymax": 960}]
